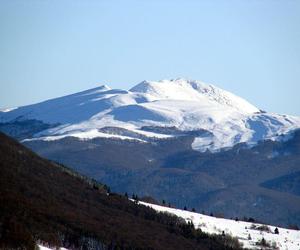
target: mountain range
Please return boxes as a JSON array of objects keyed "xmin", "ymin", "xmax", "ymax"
[
  {"xmin": 1, "ymin": 78, "xmax": 299, "ymax": 227},
  {"xmin": 1, "ymin": 78, "xmax": 299, "ymax": 152}
]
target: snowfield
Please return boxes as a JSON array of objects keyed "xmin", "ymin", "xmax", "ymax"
[
  {"xmin": 139, "ymin": 201, "xmax": 300, "ymax": 250},
  {"xmin": 1, "ymin": 78, "xmax": 300, "ymax": 152}
]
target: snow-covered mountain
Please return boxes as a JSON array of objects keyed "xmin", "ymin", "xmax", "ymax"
[{"xmin": 1, "ymin": 78, "xmax": 299, "ymax": 152}]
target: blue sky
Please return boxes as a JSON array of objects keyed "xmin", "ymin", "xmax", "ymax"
[{"xmin": 0, "ymin": 0, "xmax": 299, "ymax": 115}]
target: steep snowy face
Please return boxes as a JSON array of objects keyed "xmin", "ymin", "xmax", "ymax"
[
  {"xmin": 130, "ymin": 78, "xmax": 259, "ymax": 114},
  {"xmin": 1, "ymin": 79, "xmax": 299, "ymax": 152}
]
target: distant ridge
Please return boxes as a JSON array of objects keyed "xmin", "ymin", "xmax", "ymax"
[{"xmin": 1, "ymin": 78, "xmax": 299, "ymax": 152}]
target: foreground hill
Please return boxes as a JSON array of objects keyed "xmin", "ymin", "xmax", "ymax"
[{"xmin": 0, "ymin": 132, "xmax": 242, "ymax": 250}]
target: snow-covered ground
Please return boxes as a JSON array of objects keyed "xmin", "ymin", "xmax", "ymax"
[
  {"xmin": 38, "ymin": 245, "xmax": 52, "ymax": 250},
  {"xmin": 1, "ymin": 78, "xmax": 300, "ymax": 152},
  {"xmin": 139, "ymin": 201, "xmax": 300, "ymax": 250},
  {"xmin": 38, "ymin": 245, "xmax": 67, "ymax": 250}
]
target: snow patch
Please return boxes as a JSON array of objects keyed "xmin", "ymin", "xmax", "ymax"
[
  {"xmin": 38, "ymin": 245, "xmax": 68, "ymax": 250},
  {"xmin": 23, "ymin": 129, "xmax": 147, "ymax": 142}
]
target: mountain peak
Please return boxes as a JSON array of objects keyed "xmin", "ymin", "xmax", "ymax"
[{"xmin": 130, "ymin": 78, "xmax": 259, "ymax": 114}]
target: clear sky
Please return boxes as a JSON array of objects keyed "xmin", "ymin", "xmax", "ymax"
[{"xmin": 0, "ymin": 0, "xmax": 299, "ymax": 115}]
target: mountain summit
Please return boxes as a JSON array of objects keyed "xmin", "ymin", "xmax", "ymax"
[
  {"xmin": 130, "ymin": 78, "xmax": 259, "ymax": 114},
  {"xmin": 1, "ymin": 79, "xmax": 299, "ymax": 152}
]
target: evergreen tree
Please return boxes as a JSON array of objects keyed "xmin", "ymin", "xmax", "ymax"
[{"xmin": 261, "ymin": 237, "xmax": 267, "ymax": 246}]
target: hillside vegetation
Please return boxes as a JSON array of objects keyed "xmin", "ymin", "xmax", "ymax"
[{"xmin": 0, "ymin": 132, "xmax": 243, "ymax": 250}]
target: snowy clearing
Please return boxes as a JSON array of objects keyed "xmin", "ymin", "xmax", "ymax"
[{"xmin": 139, "ymin": 201, "xmax": 300, "ymax": 250}]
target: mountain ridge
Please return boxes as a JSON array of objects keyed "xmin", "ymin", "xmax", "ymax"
[{"xmin": 1, "ymin": 78, "xmax": 299, "ymax": 152}]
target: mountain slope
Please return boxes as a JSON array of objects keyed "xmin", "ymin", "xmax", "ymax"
[
  {"xmin": 0, "ymin": 132, "xmax": 242, "ymax": 250},
  {"xmin": 22, "ymin": 129, "xmax": 300, "ymax": 227},
  {"xmin": 1, "ymin": 78, "xmax": 299, "ymax": 152},
  {"xmin": 139, "ymin": 201, "xmax": 300, "ymax": 250}
]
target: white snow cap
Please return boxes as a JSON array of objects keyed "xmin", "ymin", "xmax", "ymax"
[{"xmin": 130, "ymin": 78, "xmax": 259, "ymax": 114}]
